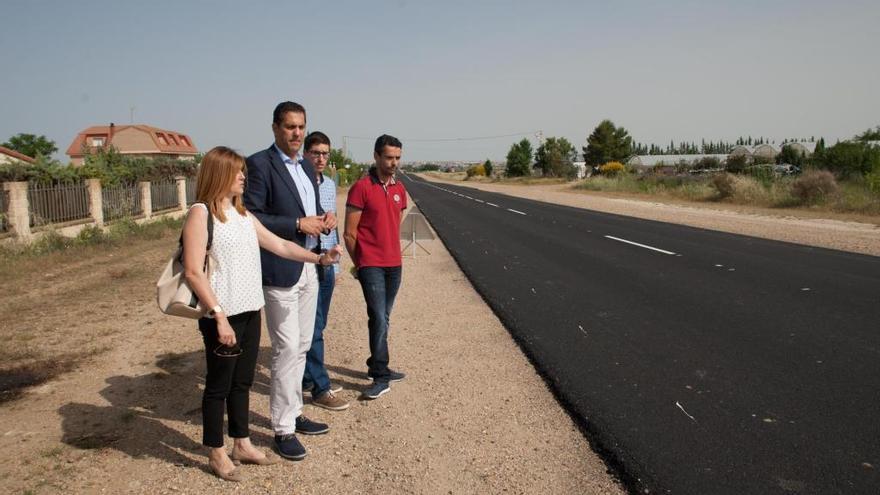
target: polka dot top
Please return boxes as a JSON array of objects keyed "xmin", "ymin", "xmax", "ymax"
[{"xmin": 191, "ymin": 203, "xmax": 264, "ymax": 317}]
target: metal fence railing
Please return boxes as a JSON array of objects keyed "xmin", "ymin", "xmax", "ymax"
[
  {"xmin": 0, "ymin": 188, "xmax": 8, "ymax": 233},
  {"xmin": 28, "ymin": 181, "xmax": 90, "ymax": 227},
  {"xmin": 185, "ymin": 177, "xmax": 196, "ymax": 205},
  {"xmin": 151, "ymin": 179, "xmax": 178, "ymax": 212},
  {"xmin": 102, "ymin": 182, "xmax": 141, "ymax": 221}
]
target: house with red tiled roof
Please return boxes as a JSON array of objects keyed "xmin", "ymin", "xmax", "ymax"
[
  {"xmin": 0, "ymin": 146, "xmax": 36, "ymax": 165},
  {"xmin": 66, "ymin": 123, "xmax": 198, "ymax": 165}
]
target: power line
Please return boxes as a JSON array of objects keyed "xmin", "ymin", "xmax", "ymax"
[{"xmin": 342, "ymin": 131, "xmax": 540, "ymax": 143}]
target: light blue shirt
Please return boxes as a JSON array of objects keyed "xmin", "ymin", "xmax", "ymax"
[
  {"xmin": 274, "ymin": 144, "xmax": 317, "ymax": 250},
  {"xmin": 318, "ymin": 174, "xmax": 340, "ymax": 275}
]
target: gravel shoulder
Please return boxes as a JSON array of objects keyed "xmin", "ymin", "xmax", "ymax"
[
  {"xmin": 0, "ymin": 190, "xmax": 624, "ymax": 494},
  {"xmin": 418, "ymin": 175, "xmax": 880, "ymax": 257}
]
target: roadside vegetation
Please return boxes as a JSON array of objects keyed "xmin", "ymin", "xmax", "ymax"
[
  {"xmin": 412, "ymin": 123, "xmax": 880, "ymax": 217},
  {"xmin": 0, "ymin": 215, "xmax": 183, "ymax": 274}
]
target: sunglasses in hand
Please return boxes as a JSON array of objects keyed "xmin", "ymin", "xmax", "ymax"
[{"xmin": 213, "ymin": 343, "xmax": 243, "ymax": 358}]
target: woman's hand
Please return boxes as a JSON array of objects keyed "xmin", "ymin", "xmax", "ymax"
[{"xmin": 216, "ymin": 316, "xmax": 237, "ymax": 347}]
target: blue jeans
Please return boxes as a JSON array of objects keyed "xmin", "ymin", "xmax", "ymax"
[
  {"xmin": 357, "ymin": 266, "xmax": 402, "ymax": 381},
  {"xmin": 302, "ymin": 270, "xmax": 335, "ymax": 396}
]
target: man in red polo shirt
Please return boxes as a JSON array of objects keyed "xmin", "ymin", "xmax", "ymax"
[{"xmin": 344, "ymin": 134, "xmax": 408, "ymax": 400}]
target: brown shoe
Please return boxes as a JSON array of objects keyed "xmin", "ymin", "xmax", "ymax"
[
  {"xmin": 312, "ymin": 390, "xmax": 350, "ymax": 411},
  {"xmin": 209, "ymin": 458, "xmax": 244, "ymax": 482},
  {"xmin": 231, "ymin": 448, "xmax": 281, "ymax": 466}
]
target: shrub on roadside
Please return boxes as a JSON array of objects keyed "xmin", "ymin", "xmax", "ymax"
[
  {"xmin": 791, "ymin": 170, "xmax": 838, "ymax": 204},
  {"xmin": 866, "ymin": 166, "xmax": 880, "ymax": 193},
  {"xmin": 599, "ymin": 161, "xmax": 625, "ymax": 176},
  {"xmin": 465, "ymin": 164, "xmax": 486, "ymax": 179},
  {"xmin": 693, "ymin": 156, "xmax": 721, "ymax": 171},
  {"xmin": 726, "ymin": 155, "xmax": 748, "ymax": 174},
  {"xmin": 711, "ymin": 173, "xmax": 736, "ymax": 199}
]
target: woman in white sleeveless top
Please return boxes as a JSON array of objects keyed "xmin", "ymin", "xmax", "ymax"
[{"xmin": 182, "ymin": 146, "xmax": 341, "ymax": 482}]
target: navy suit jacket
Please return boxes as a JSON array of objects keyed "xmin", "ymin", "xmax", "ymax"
[{"xmin": 244, "ymin": 144, "xmax": 324, "ymax": 287}]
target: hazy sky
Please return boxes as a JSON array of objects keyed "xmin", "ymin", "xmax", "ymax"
[{"xmin": 2, "ymin": 0, "xmax": 878, "ymax": 163}]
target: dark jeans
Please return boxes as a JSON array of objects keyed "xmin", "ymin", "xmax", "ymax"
[
  {"xmin": 357, "ymin": 266, "xmax": 402, "ymax": 381},
  {"xmin": 198, "ymin": 310, "xmax": 261, "ymax": 448},
  {"xmin": 303, "ymin": 271, "xmax": 335, "ymax": 395}
]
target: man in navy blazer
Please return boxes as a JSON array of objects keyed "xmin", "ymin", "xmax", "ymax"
[{"xmin": 243, "ymin": 101, "xmax": 337, "ymax": 461}]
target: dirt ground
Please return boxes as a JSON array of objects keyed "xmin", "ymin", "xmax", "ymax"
[{"xmin": 0, "ymin": 189, "xmax": 624, "ymax": 494}]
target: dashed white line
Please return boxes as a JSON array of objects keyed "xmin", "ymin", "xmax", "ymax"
[
  {"xmin": 604, "ymin": 235, "xmax": 676, "ymax": 255},
  {"xmin": 417, "ymin": 180, "xmax": 526, "ymax": 216}
]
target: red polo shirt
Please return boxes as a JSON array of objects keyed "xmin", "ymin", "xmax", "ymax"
[{"xmin": 346, "ymin": 169, "xmax": 408, "ymax": 268}]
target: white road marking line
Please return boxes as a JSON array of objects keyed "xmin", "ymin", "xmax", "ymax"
[
  {"xmin": 474, "ymin": 199, "xmax": 485, "ymax": 203},
  {"xmin": 675, "ymin": 401, "xmax": 697, "ymax": 422},
  {"xmin": 486, "ymin": 202, "xmax": 499, "ymax": 207},
  {"xmin": 604, "ymin": 235, "xmax": 676, "ymax": 255},
  {"xmin": 507, "ymin": 208, "xmax": 526, "ymax": 215},
  {"xmin": 464, "ymin": 195, "xmax": 473, "ymax": 200}
]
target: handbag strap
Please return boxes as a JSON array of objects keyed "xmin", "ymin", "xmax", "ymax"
[{"xmin": 178, "ymin": 202, "xmax": 214, "ymax": 271}]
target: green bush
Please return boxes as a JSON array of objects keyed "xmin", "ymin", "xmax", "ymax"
[
  {"xmin": 75, "ymin": 225, "xmax": 107, "ymax": 245},
  {"xmin": 791, "ymin": 170, "xmax": 838, "ymax": 204},
  {"xmin": 811, "ymin": 141, "xmax": 880, "ymax": 179},
  {"xmin": 867, "ymin": 170, "xmax": 880, "ymax": 193},
  {"xmin": 744, "ymin": 165, "xmax": 775, "ymax": 187},
  {"xmin": 693, "ymin": 156, "xmax": 721, "ymax": 170},
  {"xmin": 726, "ymin": 155, "xmax": 747, "ymax": 174},
  {"xmin": 0, "ymin": 147, "xmax": 198, "ymax": 184}
]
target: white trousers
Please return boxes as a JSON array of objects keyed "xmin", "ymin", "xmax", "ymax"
[{"xmin": 263, "ymin": 264, "xmax": 319, "ymax": 435}]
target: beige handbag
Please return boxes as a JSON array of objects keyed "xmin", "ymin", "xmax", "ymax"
[{"xmin": 156, "ymin": 203, "xmax": 213, "ymax": 319}]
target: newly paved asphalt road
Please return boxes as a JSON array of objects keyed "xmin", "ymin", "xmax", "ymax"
[{"xmin": 401, "ymin": 174, "xmax": 880, "ymax": 495}]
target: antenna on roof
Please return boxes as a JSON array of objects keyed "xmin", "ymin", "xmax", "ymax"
[{"xmin": 129, "ymin": 106, "xmax": 135, "ymax": 124}]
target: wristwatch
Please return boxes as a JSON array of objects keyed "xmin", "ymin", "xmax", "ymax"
[
  {"xmin": 208, "ymin": 305, "xmax": 223, "ymax": 318},
  {"xmin": 295, "ymin": 218, "xmax": 301, "ymax": 232}
]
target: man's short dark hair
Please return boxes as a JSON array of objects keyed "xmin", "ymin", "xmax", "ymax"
[
  {"xmin": 273, "ymin": 101, "xmax": 307, "ymax": 125},
  {"xmin": 374, "ymin": 134, "xmax": 402, "ymax": 154},
  {"xmin": 304, "ymin": 131, "xmax": 331, "ymax": 151}
]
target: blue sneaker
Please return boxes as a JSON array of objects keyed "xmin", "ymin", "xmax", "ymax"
[
  {"xmin": 295, "ymin": 415, "xmax": 329, "ymax": 435},
  {"xmin": 363, "ymin": 380, "xmax": 391, "ymax": 400},
  {"xmin": 274, "ymin": 433, "xmax": 306, "ymax": 460},
  {"xmin": 370, "ymin": 369, "xmax": 406, "ymax": 383}
]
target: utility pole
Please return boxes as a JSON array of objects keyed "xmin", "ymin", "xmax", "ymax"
[{"xmin": 129, "ymin": 106, "xmax": 135, "ymax": 124}]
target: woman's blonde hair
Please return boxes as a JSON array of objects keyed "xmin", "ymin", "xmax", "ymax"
[{"xmin": 195, "ymin": 146, "xmax": 247, "ymax": 222}]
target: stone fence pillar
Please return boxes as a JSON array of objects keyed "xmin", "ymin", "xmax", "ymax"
[
  {"xmin": 139, "ymin": 181, "xmax": 152, "ymax": 219},
  {"xmin": 176, "ymin": 176, "xmax": 187, "ymax": 211},
  {"xmin": 86, "ymin": 179, "xmax": 104, "ymax": 227},
  {"xmin": 3, "ymin": 181, "xmax": 32, "ymax": 240}
]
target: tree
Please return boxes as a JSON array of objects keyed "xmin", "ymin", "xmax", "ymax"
[
  {"xmin": 855, "ymin": 126, "xmax": 880, "ymax": 142},
  {"xmin": 812, "ymin": 141, "xmax": 880, "ymax": 178},
  {"xmin": 505, "ymin": 139, "xmax": 533, "ymax": 177},
  {"xmin": 2, "ymin": 133, "xmax": 58, "ymax": 159},
  {"xmin": 483, "ymin": 159, "xmax": 493, "ymax": 177},
  {"xmin": 582, "ymin": 120, "xmax": 633, "ymax": 166},
  {"xmin": 535, "ymin": 137, "xmax": 576, "ymax": 178},
  {"xmin": 777, "ymin": 144, "xmax": 806, "ymax": 166}
]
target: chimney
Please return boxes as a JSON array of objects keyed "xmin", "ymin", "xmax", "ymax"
[{"xmin": 109, "ymin": 122, "xmax": 115, "ymax": 142}]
